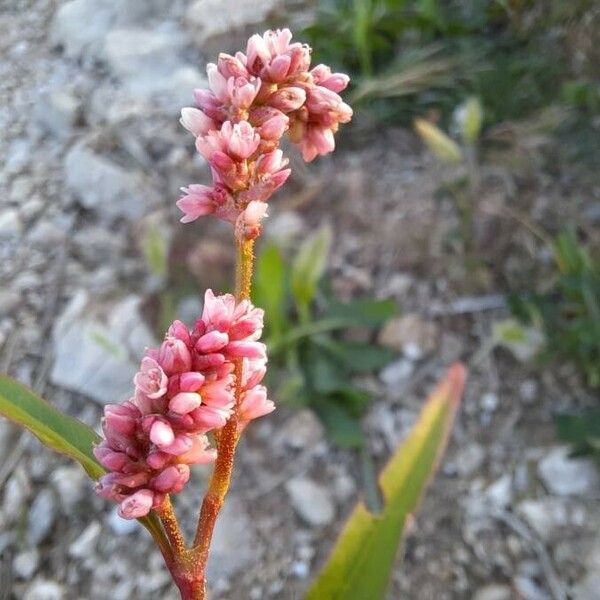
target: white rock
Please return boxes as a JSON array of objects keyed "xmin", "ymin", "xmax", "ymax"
[
  {"xmin": 538, "ymin": 446, "xmax": 599, "ymax": 496},
  {"xmin": 285, "ymin": 477, "xmax": 335, "ymax": 527},
  {"xmin": 50, "ymin": 466, "xmax": 87, "ymax": 512},
  {"xmin": 0, "ymin": 209, "xmax": 23, "ymax": 239},
  {"xmin": 513, "ymin": 576, "xmax": 550, "ymax": 600},
  {"xmin": 185, "ymin": 0, "xmax": 280, "ymax": 46},
  {"xmin": 473, "ymin": 584, "xmax": 512, "ymax": 600},
  {"xmin": 3, "ymin": 470, "xmax": 30, "ymax": 523},
  {"xmin": 454, "ymin": 443, "xmax": 485, "ymax": 477},
  {"xmin": 64, "ymin": 141, "xmax": 159, "ymax": 222},
  {"xmin": 206, "ymin": 498, "xmax": 258, "ymax": 580},
  {"xmin": 51, "ymin": 291, "xmax": 156, "ymax": 404},
  {"xmin": 27, "ymin": 489, "xmax": 57, "ymax": 546},
  {"xmin": 69, "ymin": 521, "xmax": 101, "ymax": 558},
  {"xmin": 278, "ymin": 410, "xmax": 325, "ymax": 450},
  {"xmin": 485, "ymin": 474, "xmax": 513, "ymax": 508},
  {"xmin": 106, "ymin": 508, "xmax": 139, "ymax": 535},
  {"xmin": 36, "ymin": 89, "xmax": 81, "ymax": 138},
  {"xmin": 24, "ymin": 579, "xmax": 65, "ymax": 600},
  {"xmin": 104, "ymin": 27, "xmax": 184, "ymax": 78},
  {"xmin": 517, "ymin": 498, "xmax": 568, "ymax": 541},
  {"xmin": 378, "ymin": 313, "xmax": 438, "ymax": 360},
  {"xmin": 379, "ymin": 358, "xmax": 414, "ymax": 387},
  {"xmin": 13, "ymin": 549, "xmax": 40, "ymax": 579}
]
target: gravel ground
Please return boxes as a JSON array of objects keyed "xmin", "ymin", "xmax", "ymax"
[{"xmin": 1, "ymin": 1, "xmax": 599, "ymax": 599}]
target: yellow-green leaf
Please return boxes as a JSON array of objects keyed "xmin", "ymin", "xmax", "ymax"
[
  {"xmin": 0, "ymin": 375, "xmax": 169, "ymax": 551},
  {"xmin": 0, "ymin": 375, "xmax": 104, "ymax": 479},
  {"xmin": 305, "ymin": 363, "xmax": 466, "ymax": 600},
  {"xmin": 458, "ymin": 96, "xmax": 484, "ymax": 145},
  {"xmin": 414, "ymin": 118, "xmax": 463, "ymax": 163}
]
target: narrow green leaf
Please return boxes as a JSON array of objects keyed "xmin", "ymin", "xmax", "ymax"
[
  {"xmin": 291, "ymin": 226, "xmax": 332, "ymax": 319},
  {"xmin": 0, "ymin": 375, "xmax": 104, "ymax": 479},
  {"xmin": 254, "ymin": 243, "xmax": 286, "ymax": 337},
  {"xmin": 0, "ymin": 376, "xmax": 169, "ymax": 552},
  {"xmin": 314, "ymin": 401, "xmax": 365, "ymax": 449},
  {"xmin": 306, "ymin": 363, "xmax": 466, "ymax": 600},
  {"xmin": 323, "ymin": 298, "xmax": 398, "ymax": 327},
  {"xmin": 317, "ymin": 339, "xmax": 396, "ymax": 373}
]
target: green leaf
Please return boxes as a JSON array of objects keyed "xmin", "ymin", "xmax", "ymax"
[
  {"xmin": 254, "ymin": 242, "xmax": 286, "ymax": 338},
  {"xmin": 323, "ymin": 298, "xmax": 398, "ymax": 328},
  {"xmin": 305, "ymin": 363, "xmax": 466, "ymax": 600},
  {"xmin": 414, "ymin": 118, "xmax": 463, "ymax": 163},
  {"xmin": 0, "ymin": 376, "xmax": 169, "ymax": 552},
  {"xmin": 141, "ymin": 218, "xmax": 169, "ymax": 279},
  {"xmin": 314, "ymin": 400, "xmax": 365, "ymax": 449},
  {"xmin": 317, "ymin": 339, "xmax": 396, "ymax": 374},
  {"xmin": 291, "ymin": 226, "xmax": 332, "ymax": 319},
  {"xmin": 0, "ymin": 375, "xmax": 104, "ymax": 479}
]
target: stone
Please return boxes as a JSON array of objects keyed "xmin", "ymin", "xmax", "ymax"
[
  {"xmin": 104, "ymin": 27, "xmax": 185, "ymax": 79},
  {"xmin": 27, "ymin": 221, "xmax": 66, "ymax": 248},
  {"xmin": 24, "ymin": 579, "xmax": 65, "ymax": 600},
  {"xmin": 573, "ymin": 534, "xmax": 600, "ymax": 600},
  {"xmin": 3, "ymin": 470, "xmax": 30, "ymax": 524},
  {"xmin": 513, "ymin": 576, "xmax": 551, "ymax": 600},
  {"xmin": 64, "ymin": 141, "xmax": 159, "ymax": 222},
  {"xmin": 13, "ymin": 549, "xmax": 40, "ymax": 580},
  {"xmin": 50, "ymin": 291, "xmax": 157, "ymax": 405},
  {"xmin": 517, "ymin": 498, "xmax": 569, "ymax": 541},
  {"xmin": 278, "ymin": 410, "xmax": 325, "ymax": 450},
  {"xmin": 0, "ymin": 290, "xmax": 20, "ymax": 316},
  {"xmin": 36, "ymin": 89, "xmax": 81, "ymax": 138},
  {"xmin": 27, "ymin": 489, "xmax": 57, "ymax": 546},
  {"xmin": 50, "ymin": 466, "xmax": 87, "ymax": 513},
  {"xmin": 378, "ymin": 314, "xmax": 438, "ymax": 360},
  {"xmin": 285, "ymin": 477, "xmax": 335, "ymax": 527},
  {"xmin": 0, "ymin": 209, "xmax": 23, "ymax": 239},
  {"xmin": 106, "ymin": 508, "xmax": 139, "ymax": 535},
  {"xmin": 485, "ymin": 474, "xmax": 513, "ymax": 508},
  {"xmin": 185, "ymin": 0, "xmax": 280, "ymax": 47},
  {"xmin": 379, "ymin": 358, "xmax": 414, "ymax": 387},
  {"xmin": 537, "ymin": 446, "xmax": 599, "ymax": 496},
  {"xmin": 69, "ymin": 521, "xmax": 101, "ymax": 558},
  {"xmin": 454, "ymin": 443, "xmax": 485, "ymax": 477},
  {"xmin": 5, "ymin": 139, "xmax": 30, "ymax": 175},
  {"xmin": 206, "ymin": 498, "xmax": 258, "ymax": 581},
  {"xmin": 480, "ymin": 392, "xmax": 499, "ymax": 412},
  {"xmin": 473, "ymin": 584, "xmax": 512, "ymax": 600}
]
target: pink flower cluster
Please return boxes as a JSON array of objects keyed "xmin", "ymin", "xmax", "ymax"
[
  {"xmin": 177, "ymin": 28, "xmax": 352, "ymax": 238},
  {"xmin": 95, "ymin": 290, "xmax": 273, "ymax": 519}
]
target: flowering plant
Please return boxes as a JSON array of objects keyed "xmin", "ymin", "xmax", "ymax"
[{"xmin": 0, "ymin": 28, "xmax": 464, "ymax": 600}]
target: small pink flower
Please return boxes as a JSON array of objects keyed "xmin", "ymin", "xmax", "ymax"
[
  {"xmin": 268, "ymin": 86, "xmax": 306, "ymax": 112},
  {"xmin": 180, "ymin": 107, "xmax": 216, "ymax": 137},
  {"xmin": 169, "ymin": 392, "xmax": 202, "ymax": 415},
  {"xmin": 134, "ymin": 357, "xmax": 168, "ymax": 399},
  {"xmin": 158, "ymin": 337, "xmax": 192, "ymax": 375},
  {"xmin": 239, "ymin": 385, "xmax": 274, "ymax": 422},
  {"xmin": 177, "ymin": 185, "xmax": 216, "ymax": 223},
  {"xmin": 118, "ymin": 489, "xmax": 155, "ymax": 519}
]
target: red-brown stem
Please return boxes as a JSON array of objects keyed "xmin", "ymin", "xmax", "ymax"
[
  {"xmin": 190, "ymin": 238, "xmax": 255, "ymax": 589},
  {"xmin": 156, "ymin": 496, "xmax": 187, "ymax": 558}
]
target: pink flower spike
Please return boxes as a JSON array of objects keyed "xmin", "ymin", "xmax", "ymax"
[
  {"xmin": 118, "ymin": 489, "xmax": 155, "ymax": 519},
  {"xmin": 169, "ymin": 392, "xmax": 202, "ymax": 415},
  {"xmin": 179, "ymin": 435, "xmax": 217, "ymax": 464},
  {"xmin": 217, "ymin": 52, "xmax": 249, "ymax": 79},
  {"xmin": 246, "ymin": 34, "xmax": 271, "ymax": 72},
  {"xmin": 224, "ymin": 121, "xmax": 261, "ymax": 160},
  {"xmin": 167, "ymin": 320, "xmax": 191, "ymax": 345},
  {"xmin": 238, "ymin": 200, "xmax": 268, "ymax": 240}
]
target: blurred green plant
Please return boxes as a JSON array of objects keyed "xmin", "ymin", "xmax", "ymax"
[
  {"xmin": 555, "ymin": 410, "xmax": 600, "ymax": 464},
  {"xmin": 510, "ymin": 230, "xmax": 600, "ymax": 388},
  {"xmin": 414, "ymin": 97, "xmax": 488, "ymax": 283},
  {"xmin": 304, "ymin": 0, "xmax": 598, "ymax": 127},
  {"xmin": 253, "ymin": 227, "xmax": 397, "ymax": 447}
]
